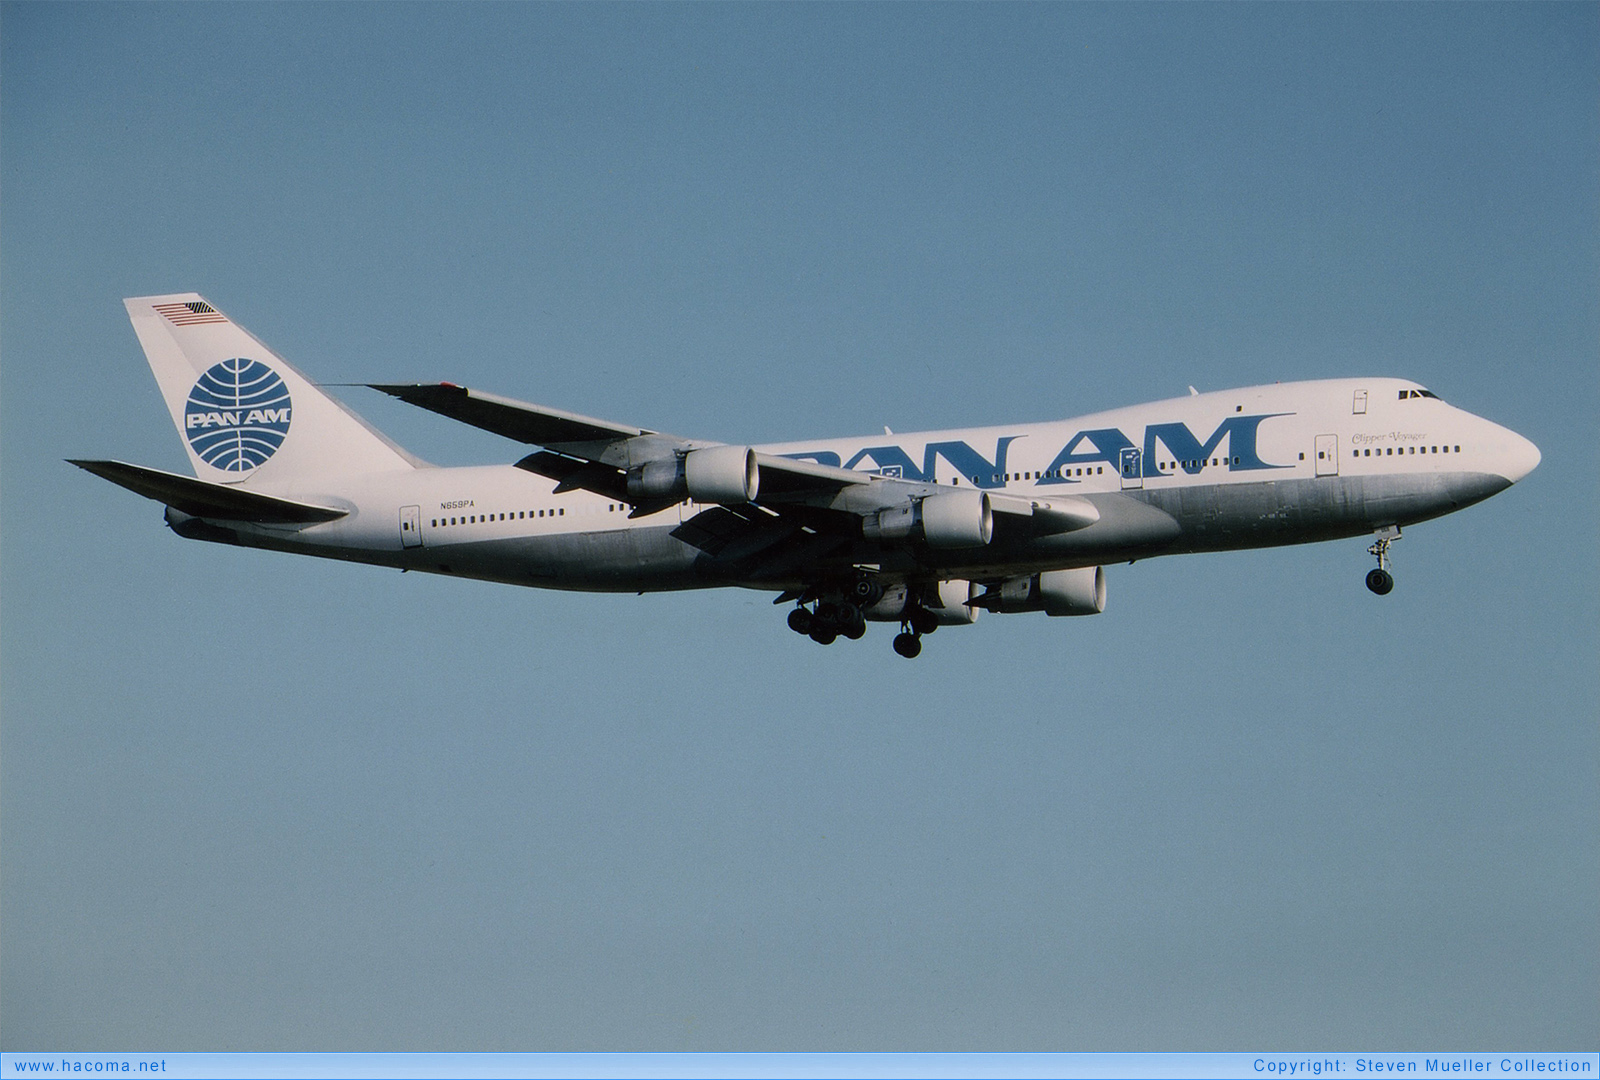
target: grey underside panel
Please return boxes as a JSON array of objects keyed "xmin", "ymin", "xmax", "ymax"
[{"xmin": 1129, "ymin": 471, "xmax": 1510, "ymax": 556}]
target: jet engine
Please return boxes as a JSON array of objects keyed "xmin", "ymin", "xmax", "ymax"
[
  {"xmin": 626, "ymin": 446, "xmax": 759, "ymax": 505},
  {"xmin": 980, "ymin": 567, "xmax": 1106, "ymax": 616},
  {"xmin": 861, "ymin": 579, "xmax": 981, "ymax": 625},
  {"xmin": 863, "ymin": 490, "xmax": 993, "ymax": 549}
]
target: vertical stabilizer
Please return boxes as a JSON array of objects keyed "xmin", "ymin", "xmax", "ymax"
[{"xmin": 125, "ymin": 294, "xmax": 419, "ymax": 485}]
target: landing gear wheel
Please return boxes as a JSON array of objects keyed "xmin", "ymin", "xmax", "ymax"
[
  {"xmin": 841, "ymin": 610, "xmax": 867, "ymax": 640},
  {"xmin": 787, "ymin": 607, "xmax": 814, "ymax": 634},
  {"xmin": 809, "ymin": 627, "xmax": 838, "ymax": 645},
  {"xmin": 1365, "ymin": 526, "xmax": 1400, "ymax": 596},
  {"xmin": 893, "ymin": 632, "xmax": 922, "ymax": 658},
  {"xmin": 909, "ymin": 609, "xmax": 939, "ymax": 636}
]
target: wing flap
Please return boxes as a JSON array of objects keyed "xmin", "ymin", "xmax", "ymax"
[
  {"xmin": 513, "ymin": 450, "xmax": 629, "ymax": 501},
  {"xmin": 70, "ymin": 460, "xmax": 347, "ymax": 524}
]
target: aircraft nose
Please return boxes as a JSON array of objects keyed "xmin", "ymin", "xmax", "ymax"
[{"xmin": 1497, "ymin": 426, "xmax": 1541, "ymax": 484}]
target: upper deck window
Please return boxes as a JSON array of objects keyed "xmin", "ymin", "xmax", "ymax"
[{"xmin": 1399, "ymin": 389, "xmax": 1441, "ymax": 400}]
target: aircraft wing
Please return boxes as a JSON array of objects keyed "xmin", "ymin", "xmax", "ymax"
[
  {"xmin": 373, "ymin": 382, "xmax": 873, "ymax": 505},
  {"xmin": 368, "ymin": 383, "xmax": 648, "ymax": 444},
  {"xmin": 70, "ymin": 460, "xmax": 347, "ymax": 523},
  {"xmin": 371, "ymin": 383, "xmax": 1099, "ymax": 557}
]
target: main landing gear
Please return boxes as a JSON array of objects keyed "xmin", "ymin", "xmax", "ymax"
[
  {"xmin": 785, "ymin": 578, "xmax": 933, "ymax": 658},
  {"xmin": 787, "ymin": 599, "xmax": 866, "ymax": 646},
  {"xmin": 891, "ymin": 606, "xmax": 939, "ymax": 659},
  {"xmin": 1366, "ymin": 525, "xmax": 1400, "ymax": 595}
]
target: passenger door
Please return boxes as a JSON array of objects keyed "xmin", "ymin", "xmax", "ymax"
[
  {"xmin": 400, "ymin": 504, "xmax": 423, "ymax": 548},
  {"xmin": 1314, "ymin": 435, "xmax": 1339, "ymax": 478}
]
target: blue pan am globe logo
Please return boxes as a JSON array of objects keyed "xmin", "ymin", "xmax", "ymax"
[{"xmin": 184, "ymin": 358, "xmax": 293, "ymax": 473}]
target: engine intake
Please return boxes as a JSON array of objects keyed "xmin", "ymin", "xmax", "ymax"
[
  {"xmin": 981, "ymin": 567, "xmax": 1106, "ymax": 617},
  {"xmin": 686, "ymin": 445, "xmax": 758, "ymax": 504}
]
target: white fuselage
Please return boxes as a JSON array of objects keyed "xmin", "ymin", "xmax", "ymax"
[{"xmin": 171, "ymin": 377, "xmax": 1539, "ymax": 594}]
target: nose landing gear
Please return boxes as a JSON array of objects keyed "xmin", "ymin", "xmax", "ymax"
[{"xmin": 1366, "ymin": 525, "xmax": 1400, "ymax": 595}]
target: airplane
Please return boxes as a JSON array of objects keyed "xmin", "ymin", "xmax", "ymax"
[{"xmin": 73, "ymin": 293, "xmax": 1542, "ymax": 658}]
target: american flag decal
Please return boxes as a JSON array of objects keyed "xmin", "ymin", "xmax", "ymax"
[{"xmin": 154, "ymin": 301, "xmax": 228, "ymax": 326}]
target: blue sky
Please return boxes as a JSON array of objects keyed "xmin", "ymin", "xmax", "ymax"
[{"xmin": 3, "ymin": 3, "xmax": 1595, "ymax": 1050}]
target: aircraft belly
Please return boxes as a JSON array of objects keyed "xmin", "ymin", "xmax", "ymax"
[
  {"xmin": 422, "ymin": 526, "xmax": 704, "ymax": 592},
  {"xmin": 1141, "ymin": 472, "xmax": 1512, "ymax": 554},
  {"xmin": 169, "ymin": 470, "xmax": 1514, "ymax": 593}
]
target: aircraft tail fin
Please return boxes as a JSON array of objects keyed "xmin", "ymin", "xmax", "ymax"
[{"xmin": 125, "ymin": 294, "xmax": 421, "ymax": 485}]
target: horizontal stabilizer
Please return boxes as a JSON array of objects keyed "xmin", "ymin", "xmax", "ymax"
[
  {"xmin": 70, "ymin": 460, "xmax": 347, "ymax": 523},
  {"xmin": 370, "ymin": 383, "xmax": 648, "ymax": 446}
]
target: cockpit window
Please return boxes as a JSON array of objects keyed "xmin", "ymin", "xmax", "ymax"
[{"xmin": 1399, "ymin": 389, "xmax": 1441, "ymax": 401}]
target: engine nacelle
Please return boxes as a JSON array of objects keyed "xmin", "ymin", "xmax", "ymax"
[
  {"xmin": 626, "ymin": 457, "xmax": 687, "ymax": 502},
  {"xmin": 860, "ymin": 579, "xmax": 980, "ymax": 625},
  {"xmin": 626, "ymin": 446, "xmax": 758, "ymax": 506},
  {"xmin": 864, "ymin": 490, "xmax": 993, "ymax": 549},
  {"xmin": 983, "ymin": 567, "xmax": 1106, "ymax": 616},
  {"xmin": 1038, "ymin": 567, "xmax": 1105, "ymax": 616},
  {"xmin": 685, "ymin": 445, "xmax": 758, "ymax": 504},
  {"xmin": 920, "ymin": 491, "xmax": 993, "ymax": 548},
  {"xmin": 926, "ymin": 578, "xmax": 981, "ymax": 624}
]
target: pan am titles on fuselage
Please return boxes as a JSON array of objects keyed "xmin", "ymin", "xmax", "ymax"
[{"xmin": 74, "ymin": 294, "xmax": 1541, "ymax": 658}]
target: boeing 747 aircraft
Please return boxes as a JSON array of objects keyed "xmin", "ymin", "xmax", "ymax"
[{"xmin": 74, "ymin": 294, "xmax": 1541, "ymax": 658}]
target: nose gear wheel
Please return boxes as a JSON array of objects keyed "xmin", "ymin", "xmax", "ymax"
[{"xmin": 1366, "ymin": 525, "xmax": 1400, "ymax": 595}]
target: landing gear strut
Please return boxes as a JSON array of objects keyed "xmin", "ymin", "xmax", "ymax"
[
  {"xmin": 1366, "ymin": 525, "xmax": 1400, "ymax": 595},
  {"xmin": 890, "ymin": 607, "xmax": 938, "ymax": 659},
  {"xmin": 781, "ymin": 576, "xmax": 932, "ymax": 658}
]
